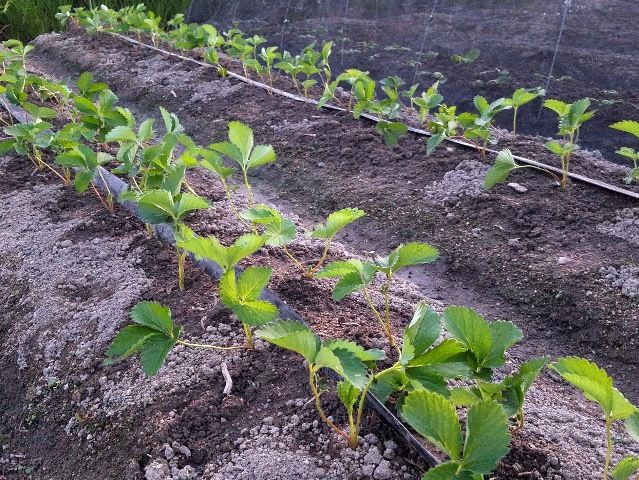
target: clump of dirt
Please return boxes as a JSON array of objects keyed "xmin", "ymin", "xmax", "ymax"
[
  {"xmin": 597, "ymin": 208, "xmax": 639, "ymax": 246},
  {"xmin": 599, "ymin": 265, "xmax": 639, "ymax": 299},
  {"xmin": 421, "ymin": 158, "xmax": 490, "ymax": 203}
]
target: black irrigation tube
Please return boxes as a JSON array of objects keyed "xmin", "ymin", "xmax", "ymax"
[
  {"xmin": 0, "ymin": 97, "xmax": 440, "ymax": 468},
  {"xmin": 109, "ymin": 31, "xmax": 639, "ymax": 201}
]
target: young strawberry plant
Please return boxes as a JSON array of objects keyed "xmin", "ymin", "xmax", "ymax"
[
  {"xmin": 177, "ymin": 233, "xmax": 276, "ymax": 347},
  {"xmin": 550, "ymin": 357, "xmax": 639, "ymax": 480},
  {"xmin": 450, "ymin": 47, "xmax": 481, "ymax": 64},
  {"xmin": 210, "ymin": 121, "xmax": 276, "ymax": 207},
  {"xmin": 409, "ymin": 81, "xmax": 444, "ymax": 125},
  {"xmin": 504, "ymin": 87, "xmax": 544, "ymax": 136},
  {"xmin": 256, "ymin": 319, "xmax": 385, "ymax": 448},
  {"xmin": 55, "ymin": 143, "xmax": 115, "ymax": 211},
  {"xmin": 135, "ymin": 188, "xmax": 210, "ymax": 290},
  {"xmin": 610, "ymin": 120, "xmax": 639, "ymax": 184},
  {"xmin": 543, "ymin": 97, "xmax": 596, "ymax": 189},
  {"xmin": 484, "ymin": 149, "xmax": 561, "ymax": 190},
  {"xmin": 316, "ymin": 242, "xmax": 438, "ymax": 350},
  {"xmin": 258, "ymin": 46, "xmax": 282, "ymax": 88},
  {"xmin": 318, "ymin": 69, "xmax": 376, "ymax": 117},
  {"xmin": 105, "ymin": 301, "xmax": 245, "ymax": 376}
]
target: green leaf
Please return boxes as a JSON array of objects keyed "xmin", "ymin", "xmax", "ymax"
[
  {"xmin": 130, "ymin": 301, "xmax": 174, "ymax": 336},
  {"xmin": 403, "ymin": 303, "xmax": 441, "ymax": 360},
  {"xmin": 241, "ymin": 205, "xmax": 296, "ymax": 246},
  {"xmin": 332, "ymin": 272, "xmax": 366, "ymax": 301},
  {"xmin": 226, "ymin": 233, "xmax": 268, "ymax": 269},
  {"xmin": 255, "ymin": 320, "xmax": 320, "ymax": 364},
  {"xmin": 248, "ymin": 144, "xmax": 276, "ymax": 168},
  {"xmin": 323, "ymin": 339, "xmax": 385, "ymax": 363},
  {"xmin": 544, "ymin": 99, "xmax": 569, "ymax": 116},
  {"xmin": 421, "ymin": 462, "xmax": 462, "ymax": 480},
  {"xmin": 484, "ymin": 149, "xmax": 518, "ymax": 190},
  {"xmin": 376, "ymin": 121, "xmax": 408, "ymax": 148},
  {"xmin": 219, "ymin": 269, "xmax": 278, "ymax": 326},
  {"xmin": 611, "ymin": 456, "xmax": 639, "ymax": 480},
  {"xmin": 179, "ymin": 233, "xmax": 266, "ymax": 272},
  {"xmin": 485, "ymin": 321, "xmax": 523, "ymax": 368},
  {"xmin": 199, "ymin": 150, "xmax": 235, "ymax": 180},
  {"xmin": 409, "ymin": 338, "xmax": 469, "ymax": 370},
  {"xmin": 443, "ymin": 307, "xmax": 493, "ymax": 367},
  {"xmin": 76, "ymin": 72, "xmax": 92, "ymax": 93},
  {"xmin": 627, "ymin": 412, "xmax": 639, "ymax": 442},
  {"xmin": 392, "ymin": 242, "xmax": 439, "ymax": 272},
  {"xmin": 232, "ymin": 300, "xmax": 279, "ymax": 326},
  {"xmin": 545, "ymin": 140, "xmax": 565, "ymax": 156},
  {"xmin": 105, "ymin": 325, "xmax": 156, "ymax": 362},
  {"xmin": 611, "ymin": 120, "xmax": 639, "ymax": 140},
  {"xmin": 460, "ymin": 400, "xmax": 510, "ymax": 474},
  {"xmin": 140, "ymin": 332, "xmax": 179, "ymax": 376},
  {"xmin": 501, "ymin": 357, "xmax": 548, "ymax": 416},
  {"xmin": 509, "ymin": 88, "xmax": 540, "ymax": 108},
  {"xmin": 401, "ymin": 389, "xmax": 462, "ymax": 460},
  {"xmin": 405, "ymin": 367, "xmax": 449, "ymax": 397},
  {"xmin": 105, "ymin": 125, "xmax": 137, "ymax": 143},
  {"xmin": 138, "ymin": 118, "xmax": 155, "ymax": 142},
  {"xmin": 228, "ymin": 120, "xmax": 254, "ymax": 164},
  {"xmin": 175, "ymin": 193, "xmax": 209, "ymax": 221},
  {"xmin": 315, "ymin": 345, "xmax": 368, "ymax": 388},
  {"xmin": 550, "ymin": 357, "xmax": 637, "ymax": 420},
  {"xmin": 426, "ymin": 133, "xmax": 445, "ymax": 156},
  {"xmin": 370, "ymin": 368, "xmax": 407, "ymax": 403},
  {"xmin": 315, "ymin": 260, "xmax": 360, "ymax": 278},
  {"xmin": 310, "ymin": 208, "xmax": 365, "ymax": 239},
  {"xmin": 337, "ymin": 380, "xmax": 361, "ymax": 410},
  {"xmin": 74, "ymin": 170, "xmax": 94, "ymax": 193},
  {"xmin": 137, "ymin": 189, "xmax": 175, "ymax": 225},
  {"xmin": 237, "ymin": 266, "xmax": 272, "ymax": 301}
]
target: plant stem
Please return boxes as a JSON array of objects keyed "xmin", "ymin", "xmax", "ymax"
[
  {"xmin": 177, "ymin": 249, "xmax": 186, "ymax": 290},
  {"xmin": 176, "ymin": 339, "xmax": 245, "ymax": 350},
  {"xmin": 363, "ymin": 286, "xmax": 398, "ymax": 352},
  {"xmin": 221, "ymin": 179, "xmax": 253, "ymax": 231},
  {"xmin": 603, "ymin": 416, "xmax": 613, "ymax": 480},
  {"xmin": 307, "ymin": 238, "xmax": 332, "ymax": 278},
  {"xmin": 96, "ymin": 169, "xmax": 114, "ymax": 212},
  {"xmin": 183, "ymin": 178, "xmax": 197, "ymax": 195},
  {"xmin": 351, "ymin": 365, "xmax": 399, "ymax": 447},
  {"xmin": 91, "ymin": 182, "xmax": 113, "ymax": 211},
  {"xmin": 512, "ymin": 107, "xmax": 518, "ymax": 136},
  {"xmin": 241, "ymin": 168, "xmax": 254, "ymax": 207},
  {"xmin": 283, "ymin": 246, "xmax": 307, "ymax": 275},
  {"xmin": 243, "ymin": 323, "xmax": 254, "ymax": 349},
  {"xmin": 308, "ymin": 365, "xmax": 351, "ymax": 443}
]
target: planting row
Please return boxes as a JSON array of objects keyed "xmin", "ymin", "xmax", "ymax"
[
  {"xmin": 1, "ymin": 33, "xmax": 638, "ymax": 479},
  {"xmin": 55, "ymin": 3, "xmax": 639, "ymax": 191}
]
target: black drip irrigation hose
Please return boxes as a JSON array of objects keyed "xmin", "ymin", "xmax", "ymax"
[
  {"xmin": 0, "ymin": 97, "xmax": 440, "ymax": 468},
  {"xmin": 108, "ymin": 31, "xmax": 639, "ymax": 202}
]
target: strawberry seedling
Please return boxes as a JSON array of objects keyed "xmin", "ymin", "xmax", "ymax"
[
  {"xmin": 177, "ymin": 233, "xmax": 275, "ymax": 347},
  {"xmin": 317, "ymin": 242, "xmax": 438, "ymax": 350},
  {"xmin": 610, "ymin": 120, "xmax": 639, "ymax": 184},
  {"xmin": 256, "ymin": 319, "xmax": 385, "ymax": 448},
  {"xmin": 550, "ymin": 357, "xmax": 639, "ymax": 480},
  {"xmin": 105, "ymin": 301, "xmax": 245, "ymax": 376},
  {"xmin": 543, "ymin": 97, "xmax": 596, "ymax": 189},
  {"xmin": 135, "ymin": 188, "xmax": 210, "ymax": 289},
  {"xmin": 504, "ymin": 87, "xmax": 544, "ymax": 136},
  {"xmin": 210, "ymin": 121, "xmax": 276, "ymax": 207}
]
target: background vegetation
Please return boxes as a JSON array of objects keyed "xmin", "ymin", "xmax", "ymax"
[{"xmin": 0, "ymin": 0, "xmax": 190, "ymax": 41}]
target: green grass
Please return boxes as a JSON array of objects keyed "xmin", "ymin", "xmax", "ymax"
[{"xmin": 0, "ymin": 0, "xmax": 190, "ymax": 41}]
